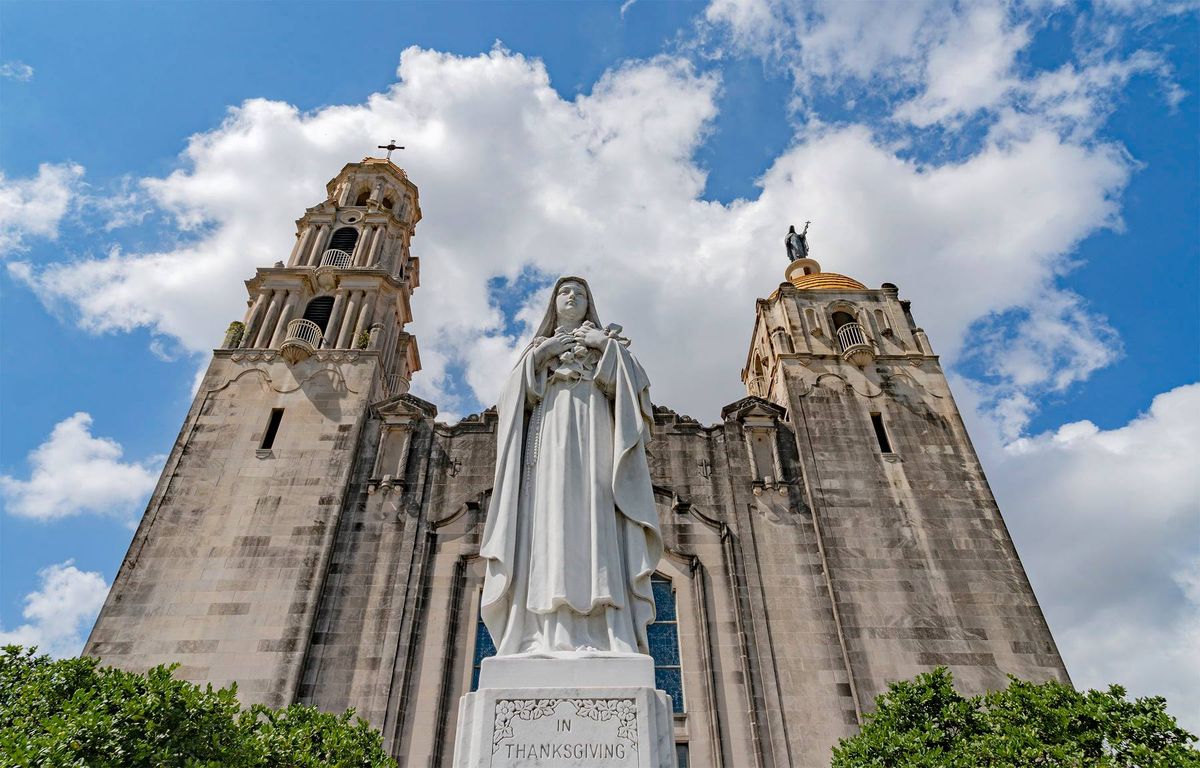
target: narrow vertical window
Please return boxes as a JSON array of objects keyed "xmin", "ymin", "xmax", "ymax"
[
  {"xmin": 675, "ymin": 743, "xmax": 690, "ymax": 767},
  {"xmin": 649, "ymin": 574, "xmax": 684, "ymax": 713},
  {"xmin": 470, "ymin": 611, "xmax": 496, "ymax": 691},
  {"xmin": 870, "ymin": 412, "xmax": 892, "ymax": 453},
  {"xmin": 260, "ymin": 408, "xmax": 284, "ymax": 450}
]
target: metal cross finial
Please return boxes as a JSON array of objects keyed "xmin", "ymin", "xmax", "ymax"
[{"xmin": 378, "ymin": 139, "xmax": 405, "ymax": 161}]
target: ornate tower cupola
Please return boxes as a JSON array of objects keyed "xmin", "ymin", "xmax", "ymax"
[
  {"xmin": 742, "ymin": 224, "xmax": 936, "ymax": 401},
  {"xmin": 226, "ymin": 155, "xmax": 422, "ymax": 398}
]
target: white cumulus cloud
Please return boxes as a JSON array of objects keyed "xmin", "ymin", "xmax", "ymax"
[
  {"xmin": 2, "ymin": 0, "xmax": 1195, "ymax": 735},
  {"xmin": 964, "ymin": 382, "xmax": 1200, "ymax": 731},
  {"xmin": 10, "ymin": 46, "xmax": 1131, "ymax": 427},
  {"xmin": 703, "ymin": 0, "xmax": 1184, "ymax": 138},
  {"xmin": 0, "ymin": 412, "xmax": 160, "ymax": 521},
  {"xmin": 0, "ymin": 561, "xmax": 110, "ymax": 658},
  {"xmin": 0, "ymin": 162, "xmax": 84, "ymax": 256}
]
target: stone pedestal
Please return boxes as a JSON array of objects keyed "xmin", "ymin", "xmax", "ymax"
[{"xmin": 452, "ymin": 654, "xmax": 677, "ymax": 767}]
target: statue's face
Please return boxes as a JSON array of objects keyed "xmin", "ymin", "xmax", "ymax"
[{"xmin": 555, "ymin": 281, "xmax": 588, "ymax": 325}]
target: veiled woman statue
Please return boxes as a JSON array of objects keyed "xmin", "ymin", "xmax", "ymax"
[{"xmin": 479, "ymin": 277, "xmax": 663, "ymax": 657}]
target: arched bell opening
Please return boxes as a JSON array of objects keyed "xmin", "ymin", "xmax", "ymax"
[
  {"xmin": 830, "ymin": 308, "xmax": 874, "ymax": 366},
  {"xmin": 302, "ymin": 296, "xmax": 335, "ymax": 337},
  {"xmin": 831, "ymin": 310, "xmax": 857, "ymax": 332},
  {"xmin": 328, "ymin": 227, "xmax": 359, "ymax": 254}
]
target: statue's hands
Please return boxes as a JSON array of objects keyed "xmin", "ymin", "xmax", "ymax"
[
  {"xmin": 535, "ymin": 331, "xmax": 575, "ymax": 364},
  {"xmin": 573, "ymin": 324, "xmax": 608, "ymax": 350}
]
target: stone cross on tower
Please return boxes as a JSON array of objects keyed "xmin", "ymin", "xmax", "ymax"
[{"xmin": 378, "ymin": 140, "xmax": 405, "ymax": 161}]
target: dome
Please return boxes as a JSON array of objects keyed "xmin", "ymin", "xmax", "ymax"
[{"xmin": 788, "ymin": 271, "xmax": 868, "ymax": 291}]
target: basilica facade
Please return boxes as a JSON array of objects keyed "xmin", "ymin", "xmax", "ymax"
[{"xmin": 85, "ymin": 158, "xmax": 1067, "ymax": 767}]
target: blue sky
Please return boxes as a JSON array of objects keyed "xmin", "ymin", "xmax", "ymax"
[{"xmin": 1, "ymin": 0, "xmax": 1197, "ymax": 728}]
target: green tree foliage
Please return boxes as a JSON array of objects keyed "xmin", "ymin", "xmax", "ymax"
[
  {"xmin": 0, "ymin": 647, "xmax": 396, "ymax": 768},
  {"xmin": 833, "ymin": 667, "xmax": 1199, "ymax": 768}
]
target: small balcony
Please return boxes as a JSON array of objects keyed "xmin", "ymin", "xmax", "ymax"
[
  {"xmin": 835, "ymin": 322, "xmax": 875, "ymax": 367},
  {"xmin": 319, "ymin": 249, "xmax": 352, "ymax": 268},
  {"xmin": 280, "ymin": 318, "xmax": 324, "ymax": 364},
  {"xmin": 314, "ymin": 249, "xmax": 352, "ymax": 289}
]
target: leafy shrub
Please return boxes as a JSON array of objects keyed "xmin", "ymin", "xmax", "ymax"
[
  {"xmin": 0, "ymin": 646, "xmax": 396, "ymax": 768},
  {"xmin": 832, "ymin": 667, "xmax": 1199, "ymax": 768}
]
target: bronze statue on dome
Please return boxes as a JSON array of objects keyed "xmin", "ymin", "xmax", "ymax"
[{"xmin": 785, "ymin": 221, "xmax": 811, "ymax": 262}]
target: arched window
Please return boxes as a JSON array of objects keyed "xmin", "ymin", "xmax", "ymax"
[
  {"xmin": 301, "ymin": 296, "xmax": 334, "ymax": 335},
  {"xmin": 327, "ymin": 227, "xmax": 359, "ymax": 254},
  {"xmin": 469, "ymin": 575, "xmax": 683, "ymax": 713},
  {"xmin": 382, "ymin": 195, "xmax": 395, "ymax": 211},
  {"xmin": 354, "ymin": 189, "xmax": 370, "ymax": 206},
  {"xmin": 831, "ymin": 310, "xmax": 857, "ymax": 331}
]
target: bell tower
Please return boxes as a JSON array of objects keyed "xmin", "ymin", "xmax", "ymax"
[
  {"xmin": 233, "ymin": 157, "xmax": 422, "ymax": 395},
  {"xmin": 740, "ymin": 231, "xmax": 1067, "ymax": 716},
  {"xmin": 85, "ymin": 156, "xmax": 426, "ymax": 708}
]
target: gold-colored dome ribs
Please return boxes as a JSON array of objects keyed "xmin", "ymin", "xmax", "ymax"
[{"xmin": 787, "ymin": 271, "xmax": 867, "ymax": 291}]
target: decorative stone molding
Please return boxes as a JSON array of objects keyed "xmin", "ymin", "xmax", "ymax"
[
  {"xmin": 491, "ymin": 697, "xmax": 638, "ymax": 756},
  {"xmin": 228, "ymin": 351, "xmax": 280, "ymax": 363}
]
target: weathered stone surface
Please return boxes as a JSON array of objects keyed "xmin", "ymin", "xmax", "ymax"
[
  {"xmin": 86, "ymin": 167, "xmax": 1066, "ymax": 767},
  {"xmin": 454, "ymin": 687, "xmax": 675, "ymax": 768}
]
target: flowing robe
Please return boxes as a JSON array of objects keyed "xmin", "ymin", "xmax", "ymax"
[{"xmin": 479, "ymin": 334, "xmax": 663, "ymax": 655}]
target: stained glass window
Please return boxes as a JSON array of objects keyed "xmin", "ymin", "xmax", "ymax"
[
  {"xmin": 470, "ymin": 610, "xmax": 496, "ymax": 692},
  {"xmin": 650, "ymin": 574, "xmax": 684, "ymax": 713},
  {"xmin": 470, "ymin": 575, "xmax": 683, "ymax": 713}
]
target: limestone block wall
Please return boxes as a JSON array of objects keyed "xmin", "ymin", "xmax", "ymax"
[
  {"xmin": 85, "ymin": 351, "xmax": 380, "ymax": 707},
  {"xmin": 291, "ymin": 396, "xmax": 877, "ymax": 767},
  {"xmin": 87, "ymin": 325, "xmax": 1066, "ymax": 768},
  {"xmin": 779, "ymin": 358, "xmax": 1069, "ymax": 708}
]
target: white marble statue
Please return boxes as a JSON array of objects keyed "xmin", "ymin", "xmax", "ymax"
[{"xmin": 479, "ymin": 276, "xmax": 663, "ymax": 657}]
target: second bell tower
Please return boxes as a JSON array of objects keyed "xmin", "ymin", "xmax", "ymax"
[
  {"xmin": 85, "ymin": 156, "xmax": 426, "ymax": 708},
  {"xmin": 235, "ymin": 156, "xmax": 422, "ymax": 395}
]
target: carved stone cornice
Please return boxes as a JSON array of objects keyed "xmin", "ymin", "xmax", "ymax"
[{"xmin": 719, "ymin": 396, "xmax": 787, "ymax": 423}]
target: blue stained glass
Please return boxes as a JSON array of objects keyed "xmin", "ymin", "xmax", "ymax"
[
  {"xmin": 655, "ymin": 667, "xmax": 684, "ymax": 713},
  {"xmin": 647, "ymin": 623, "xmax": 680, "ymax": 666},
  {"xmin": 471, "ymin": 666, "xmax": 481, "ymax": 692},
  {"xmin": 651, "ymin": 579, "xmax": 676, "ymax": 621},
  {"xmin": 474, "ymin": 621, "xmax": 496, "ymax": 663}
]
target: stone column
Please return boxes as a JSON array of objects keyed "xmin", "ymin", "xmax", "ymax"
[
  {"xmin": 252, "ymin": 290, "xmax": 282, "ymax": 348},
  {"xmin": 336, "ymin": 290, "xmax": 362, "ymax": 349},
  {"xmin": 270, "ymin": 290, "xmax": 301, "ymax": 348},
  {"xmin": 324, "ymin": 290, "xmax": 348, "ymax": 349},
  {"xmin": 352, "ymin": 225, "xmax": 374, "ymax": 267},
  {"xmin": 379, "ymin": 320, "xmax": 396, "ymax": 369},
  {"xmin": 368, "ymin": 295, "xmax": 390, "ymax": 350},
  {"xmin": 241, "ymin": 292, "xmax": 268, "ymax": 348},
  {"xmin": 306, "ymin": 224, "xmax": 328, "ymax": 266},
  {"xmin": 288, "ymin": 226, "xmax": 312, "ymax": 267},
  {"xmin": 367, "ymin": 226, "xmax": 386, "ymax": 267},
  {"xmin": 352, "ymin": 293, "xmax": 376, "ymax": 348}
]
